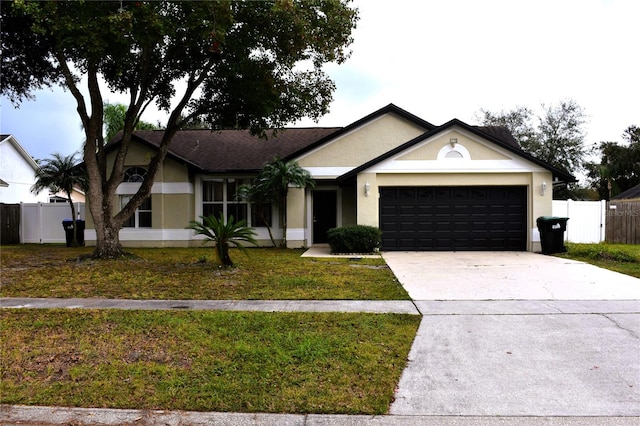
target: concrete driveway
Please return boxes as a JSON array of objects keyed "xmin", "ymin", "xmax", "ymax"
[
  {"xmin": 383, "ymin": 251, "xmax": 640, "ymax": 417},
  {"xmin": 383, "ymin": 251, "xmax": 640, "ymax": 301}
]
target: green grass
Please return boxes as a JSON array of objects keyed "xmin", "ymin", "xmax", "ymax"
[
  {"xmin": 556, "ymin": 243, "xmax": 640, "ymax": 278},
  {"xmin": 0, "ymin": 309, "xmax": 420, "ymax": 414},
  {"xmin": 0, "ymin": 245, "xmax": 409, "ymax": 300}
]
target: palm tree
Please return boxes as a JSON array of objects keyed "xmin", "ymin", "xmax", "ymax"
[
  {"xmin": 187, "ymin": 213, "xmax": 258, "ymax": 267},
  {"xmin": 31, "ymin": 153, "xmax": 87, "ymax": 247},
  {"xmin": 253, "ymin": 158, "xmax": 315, "ymax": 247},
  {"xmin": 103, "ymin": 102, "xmax": 159, "ymax": 142},
  {"xmin": 236, "ymin": 182, "xmax": 278, "ymax": 247}
]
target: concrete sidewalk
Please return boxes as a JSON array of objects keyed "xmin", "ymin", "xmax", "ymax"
[
  {"xmin": 0, "ymin": 297, "xmax": 419, "ymax": 315},
  {"xmin": 2, "ymin": 404, "xmax": 639, "ymax": 425}
]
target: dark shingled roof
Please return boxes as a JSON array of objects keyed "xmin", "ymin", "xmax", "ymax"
[
  {"xmin": 612, "ymin": 183, "xmax": 640, "ymax": 200},
  {"xmin": 127, "ymin": 127, "xmax": 342, "ymax": 172},
  {"xmin": 108, "ymin": 104, "xmax": 531, "ymax": 175},
  {"xmin": 123, "ymin": 125, "xmax": 522, "ymax": 174},
  {"xmin": 474, "ymin": 126, "xmax": 521, "ymax": 150}
]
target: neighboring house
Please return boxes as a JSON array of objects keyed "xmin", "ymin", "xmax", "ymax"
[
  {"xmin": 49, "ymin": 186, "xmax": 86, "ymax": 204},
  {"xmin": 86, "ymin": 104, "xmax": 575, "ymax": 252},
  {"xmin": 611, "ymin": 183, "xmax": 640, "ymax": 201},
  {"xmin": 0, "ymin": 134, "xmax": 49, "ymax": 204}
]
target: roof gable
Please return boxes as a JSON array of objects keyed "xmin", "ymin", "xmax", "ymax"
[
  {"xmin": 285, "ymin": 103, "xmax": 435, "ymax": 163},
  {"xmin": 0, "ymin": 135, "xmax": 40, "ymax": 172},
  {"xmin": 294, "ymin": 111, "xmax": 432, "ymax": 172},
  {"xmin": 396, "ymin": 130, "xmax": 511, "ymax": 161},
  {"xmin": 338, "ymin": 119, "xmax": 576, "ymax": 183}
]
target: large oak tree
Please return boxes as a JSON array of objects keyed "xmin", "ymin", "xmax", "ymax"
[
  {"xmin": 586, "ymin": 125, "xmax": 640, "ymax": 199},
  {"xmin": 1, "ymin": 0, "xmax": 358, "ymax": 258},
  {"xmin": 476, "ymin": 100, "xmax": 587, "ymax": 176}
]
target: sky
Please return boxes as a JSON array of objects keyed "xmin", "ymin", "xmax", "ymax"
[{"xmin": 1, "ymin": 0, "xmax": 639, "ymax": 162}]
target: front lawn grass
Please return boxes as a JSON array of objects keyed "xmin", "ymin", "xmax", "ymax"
[
  {"xmin": 0, "ymin": 309, "xmax": 420, "ymax": 414},
  {"xmin": 556, "ymin": 243, "xmax": 640, "ymax": 278},
  {"xmin": 0, "ymin": 245, "xmax": 408, "ymax": 300}
]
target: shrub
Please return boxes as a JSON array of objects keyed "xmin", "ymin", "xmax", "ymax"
[
  {"xmin": 187, "ymin": 213, "xmax": 258, "ymax": 266},
  {"xmin": 327, "ymin": 225, "xmax": 382, "ymax": 254}
]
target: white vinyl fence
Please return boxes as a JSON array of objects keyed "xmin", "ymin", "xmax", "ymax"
[
  {"xmin": 17, "ymin": 200, "xmax": 605, "ymax": 245},
  {"xmin": 21, "ymin": 202, "xmax": 86, "ymax": 244},
  {"xmin": 552, "ymin": 200, "xmax": 606, "ymax": 243}
]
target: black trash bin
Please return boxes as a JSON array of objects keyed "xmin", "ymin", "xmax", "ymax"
[
  {"xmin": 536, "ymin": 216, "xmax": 568, "ymax": 254},
  {"xmin": 62, "ymin": 219, "xmax": 85, "ymax": 247}
]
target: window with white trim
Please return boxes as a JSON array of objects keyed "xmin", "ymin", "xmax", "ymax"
[
  {"xmin": 121, "ymin": 195, "xmax": 152, "ymax": 228},
  {"xmin": 202, "ymin": 178, "xmax": 271, "ymax": 226}
]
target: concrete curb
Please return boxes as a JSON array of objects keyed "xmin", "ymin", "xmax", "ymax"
[
  {"xmin": 0, "ymin": 298, "xmax": 420, "ymax": 315},
  {"xmin": 2, "ymin": 405, "xmax": 639, "ymax": 426}
]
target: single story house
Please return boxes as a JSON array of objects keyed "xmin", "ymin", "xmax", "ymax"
[{"xmin": 85, "ymin": 104, "xmax": 575, "ymax": 252}]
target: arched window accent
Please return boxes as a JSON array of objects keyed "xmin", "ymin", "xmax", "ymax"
[
  {"xmin": 437, "ymin": 143, "xmax": 471, "ymax": 160},
  {"xmin": 123, "ymin": 166, "xmax": 147, "ymax": 182}
]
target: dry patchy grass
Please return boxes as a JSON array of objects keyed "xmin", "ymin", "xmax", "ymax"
[
  {"xmin": 556, "ymin": 243, "xmax": 640, "ymax": 278},
  {"xmin": 0, "ymin": 245, "xmax": 409, "ymax": 300},
  {"xmin": 0, "ymin": 309, "xmax": 420, "ymax": 414}
]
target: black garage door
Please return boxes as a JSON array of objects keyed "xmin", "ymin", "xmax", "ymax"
[{"xmin": 379, "ymin": 186, "xmax": 527, "ymax": 251}]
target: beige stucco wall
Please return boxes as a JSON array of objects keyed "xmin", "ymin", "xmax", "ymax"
[
  {"xmin": 340, "ymin": 186, "xmax": 357, "ymax": 226},
  {"xmin": 157, "ymin": 193, "xmax": 194, "ymax": 229},
  {"xmin": 85, "ymin": 140, "xmax": 195, "ymax": 247},
  {"xmin": 398, "ymin": 131, "xmax": 510, "ymax": 161},
  {"xmin": 116, "ymin": 143, "xmax": 191, "ymax": 184},
  {"xmin": 286, "ymin": 186, "xmax": 307, "ymax": 248},
  {"xmin": 298, "ymin": 114, "xmax": 427, "ymax": 168},
  {"xmin": 356, "ymin": 173, "xmax": 379, "ymax": 227},
  {"xmin": 88, "ymin": 141, "xmax": 192, "ymax": 228}
]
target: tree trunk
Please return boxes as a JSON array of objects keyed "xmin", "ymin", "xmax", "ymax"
[
  {"xmin": 68, "ymin": 195, "xmax": 79, "ymax": 247},
  {"xmin": 280, "ymin": 194, "xmax": 288, "ymax": 248},
  {"xmin": 217, "ymin": 243, "xmax": 233, "ymax": 267},
  {"xmin": 93, "ymin": 219, "xmax": 125, "ymax": 259},
  {"xmin": 259, "ymin": 209, "xmax": 276, "ymax": 247}
]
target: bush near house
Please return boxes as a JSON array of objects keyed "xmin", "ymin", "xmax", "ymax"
[{"xmin": 327, "ymin": 225, "xmax": 382, "ymax": 254}]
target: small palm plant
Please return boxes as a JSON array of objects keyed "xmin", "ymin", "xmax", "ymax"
[{"xmin": 187, "ymin": 213, "xmax": 258, "ymax": 267}]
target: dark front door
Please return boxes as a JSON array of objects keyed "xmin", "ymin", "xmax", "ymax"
[
  {"xmin": 379, "ymin": 186, "xmax": 527, "ymax": 251},
  {"xmin": 313, "ymin": 190, "xmax": 337, "ymax": 244}
]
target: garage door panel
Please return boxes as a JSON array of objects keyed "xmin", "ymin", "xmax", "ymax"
[{"xmin": 379, "ymin": 186, "xmax": 527, "ymax": 251}]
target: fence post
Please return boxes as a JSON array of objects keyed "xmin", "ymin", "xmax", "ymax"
[
  {"xmin": 19, "ymin": 202, "xmax": 24, "ymax": 243},
  {"xmin": 566, "ymin": 199, "xmax": 572, "ymax": 242},
  {"xmin": 39, "ymin": 202, "xmax": 44, "ymax": 244},
  {"xmin": 599, "ymin": 200, "xmax": 606, "ymax": 243}
]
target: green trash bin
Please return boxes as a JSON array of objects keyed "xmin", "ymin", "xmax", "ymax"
[{"xmin": 536, "ymin": 216, "xmax": 568, "ymax": 254}]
